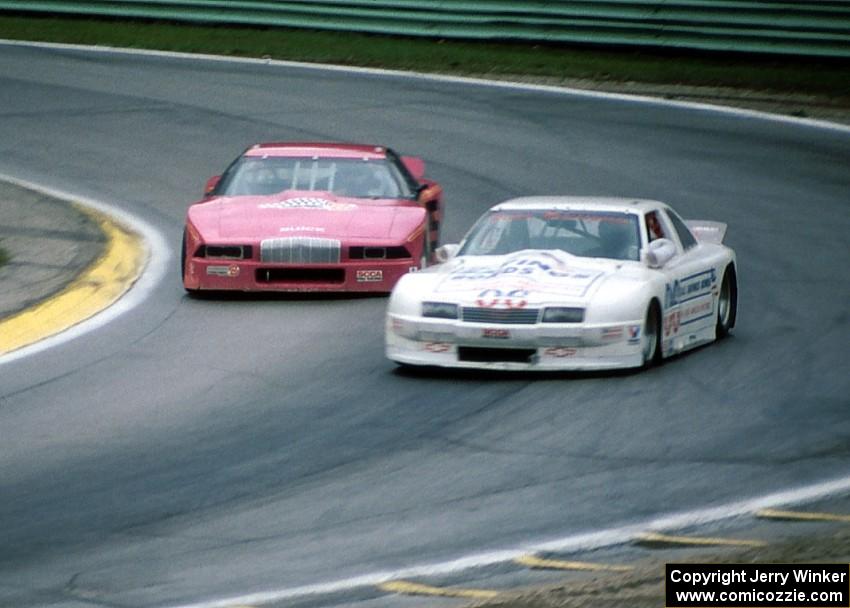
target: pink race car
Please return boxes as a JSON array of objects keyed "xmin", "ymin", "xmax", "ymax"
[{"xmin": 182, "ymin": 142, "xmax": 443, "ymax": 294}]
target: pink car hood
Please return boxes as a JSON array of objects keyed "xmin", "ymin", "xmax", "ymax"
[{"xmin": 188, "ymin": 192, "xmax": 426, "ymax": 242}]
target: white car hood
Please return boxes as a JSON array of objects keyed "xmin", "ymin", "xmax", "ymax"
[{"xmin": 423, "ymin": 250, "xmax": 624, "ymax": 306}]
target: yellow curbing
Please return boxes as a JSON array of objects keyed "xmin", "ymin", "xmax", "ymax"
[
  {"xmin": 756, "ymin": 508, "xmax": 850, "ymax": 523},
  {"xmin": 515, "ymin": 554, "xmax": 634, "ymax": 572},
  {"xmin": 635, "ymin": 532, "xmax": 768, "ymax": 548},
  {"xmin": 0, "ymin": 203, "xmax": 147, "ymax": 355},
  {"xmin": 379, "ymin": 580, "xmax": 499, "ymax": 599}
]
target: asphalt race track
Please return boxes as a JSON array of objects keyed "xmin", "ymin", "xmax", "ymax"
[{"xmin": 1, "ymin": 42, "xmax": 849, "ymax": 608}]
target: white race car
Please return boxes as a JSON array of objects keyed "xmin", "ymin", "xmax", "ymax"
[{"xmin": 385, "ymin": 196, "xmax": 737, "ymax": 371}]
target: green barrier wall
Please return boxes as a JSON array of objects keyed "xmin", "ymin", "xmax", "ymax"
[{"xmin": 1, "ymin": 1, "xmax": 848, "ymax": 58}]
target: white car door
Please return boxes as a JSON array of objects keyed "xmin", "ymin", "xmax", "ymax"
[{"xmin": 657, "ymin": 209, "xmax": 718, "ymax": 351}]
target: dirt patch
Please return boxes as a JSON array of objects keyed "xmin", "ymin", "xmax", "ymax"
[{"xmin": 479, "ymin": 75, "xmax": 850, "ymax": 127}]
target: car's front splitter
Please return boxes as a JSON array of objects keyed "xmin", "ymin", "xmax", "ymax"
[{"xmin": 385, "ymin": 322, "xmax": 645, "ymax": 371}]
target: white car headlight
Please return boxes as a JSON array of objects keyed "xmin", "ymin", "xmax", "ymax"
[
  {"xmin": 421, "ymin": 301, "xmax": 459, "ymax": 319},
  {"xmin": 541, "ymin": 307, "xmax": 585, "ymax": 323}
]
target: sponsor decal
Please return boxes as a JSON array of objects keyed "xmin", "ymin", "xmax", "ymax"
[
  {"xmin": 207, "ymin": 264, "xmax": 240, "ymax": 277},
  {"xmin": 259, "ymin": 197, "xmax": 357, "ymax": 211},
  {"xmin": 544, "ymin": 346, "xmax": 577, "ymax": 358},
  {"xmin": 424, "ymin": 341, "xmax": 452, "ymax": 353},
  {"xmin": 664, "ymin": 310, "xmax": 681, "ymax": 337},
  {"xmin": 279, "ymin": 225, "xmax": 326, "ymax": 232},
  {"xmin": 665, "ymin": 268, "xmax": 716, "ymax": 308},
  {"xmin": 666, "ymin": 302, "xmax": 714, "ymax": 333},
  {"xmin": 391, "ymin": 317, "xmax": 412, "ymax": 336},
  {"xmin": 436, "ymin": 252, "xmax": 604, "ymax": 298},
  {"xmin": 356, "ymin": 269, "xmax": 383, "ymax": 282},
  {"xmin": 601, "ymin": 326, "xmax": 624, "ymax": 340},
  {"xmin": 482, "ymin": 328, "xmax": 510, "ymax": 339},
  {"xmin": 476, "ymin": 288, "xmax": 528, "ymax": 309},
  {"xmin": 681, "ymin": 300, "xmax": 713, "ymax": 322},
  {"xmin": 449, "ymin": 256, "xmax": 594, "ymax": 281}
]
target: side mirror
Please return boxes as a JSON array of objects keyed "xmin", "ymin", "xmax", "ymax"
[
  {"xmin": 401, "ymin": 156, "xmax": 426, "ymax": 182},
  {"xmin": 643, "ymin": 238, "xmax": 676, "ymax": 268},
  {"xmin": 204, "ymin": 175, "xmax": 221, "ymax": 197},
  {"xmin": 435, "ymin": 244, "xmax": 460, "ymax": 263}
]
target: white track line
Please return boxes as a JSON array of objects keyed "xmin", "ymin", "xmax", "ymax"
[
  {"xmin": 171, "ymin": 475, "xmax": 850, "ymax": 608},
  {"xmin": 2, "ymin": 38, "xmax": 850, "ymax": 134},
  {"xmin": 0, "ymin": 173, "xmax": 171, "ymax": 365}
]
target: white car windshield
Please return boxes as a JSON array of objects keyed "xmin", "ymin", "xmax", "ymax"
[
  {"xmin": 217, "ymin": 157, "xmax": 414, "ymax": 198},
  {"xmin": 459, "ymin": 209, "xmax": 641, "ymax": 261}
]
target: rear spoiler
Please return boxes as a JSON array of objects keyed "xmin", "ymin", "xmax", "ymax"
[{"xmin": 685, "ymin": 220, "xmax": 727, "ymax": 244}]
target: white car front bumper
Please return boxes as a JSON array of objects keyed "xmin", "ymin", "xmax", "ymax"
[{"xmin": 385, "ymin": 313, "xmax": 646, "ymax": 371}]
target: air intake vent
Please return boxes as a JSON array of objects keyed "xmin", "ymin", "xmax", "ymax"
[
  {"xmin": 256, "ymin": 268, "xmax": 345, "ymax": 283},
  {"xmin": 349, "ymin": 246, "xmax": 411, "ymax": 260},
  {"xmin": 458, "ymin": 347, "xmax": 536, "ymax": 363},
  {"xmin": 260, "ymin": 237, "xmax": 341, "ymax": 264},
  {"xmin": 461, "ymin": 308, "xmax": 540, "ymax": 324}
]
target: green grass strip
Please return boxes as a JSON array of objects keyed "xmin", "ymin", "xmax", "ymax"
[{"xmin": 0, "ymin": 13, "xmax": 848, "ymax": 98}]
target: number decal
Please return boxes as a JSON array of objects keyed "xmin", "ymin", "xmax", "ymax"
[{"xmin": 475, "ymin": 288, "xmax": 528, "ymax": 309}]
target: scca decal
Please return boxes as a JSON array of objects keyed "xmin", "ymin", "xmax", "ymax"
[
  {"xmin": 356, "ymin": 269, "xmax": 383, "ymax": 282},
  {"xmin": 476, "ymin": 288, "xmax": 528, "ymax": 309},
  {"xmin": 482, "ymin": 328, "xmax": 510, "ymax": 339}
]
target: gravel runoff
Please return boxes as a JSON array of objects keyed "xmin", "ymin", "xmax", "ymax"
[
  {"xmin": 0, "ymin": 180, "xmax": 104, "ymax": 320},
  {"xmin": 466, "ymin": 528, "xmax": 850, "ymax": 608}
]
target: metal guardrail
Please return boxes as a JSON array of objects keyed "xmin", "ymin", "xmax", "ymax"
[{"xmin": 0, "ymin": 1, "xmax": 848, "ymax": 58}]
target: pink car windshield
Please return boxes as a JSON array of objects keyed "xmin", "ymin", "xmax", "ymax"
[{"xmin": 216, "ymin": 157, "xmax": 415, "ymax": 199}]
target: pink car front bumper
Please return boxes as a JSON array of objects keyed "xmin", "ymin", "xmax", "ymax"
[{"xmin": 185, "ymin": 258, "xmax": 418, "ymax": 293}]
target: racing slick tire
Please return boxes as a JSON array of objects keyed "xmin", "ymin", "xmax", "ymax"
[
  {"xmin": 181, "ymin": 229, "xmax": 201, "ymax": 298},
  {"xmin": 642, "ymin": 300, "xmax": 662, "ymax": 369},
  {"xmin": 716, "ymin": 264, "xmax": 738, "ymax": 339}
]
